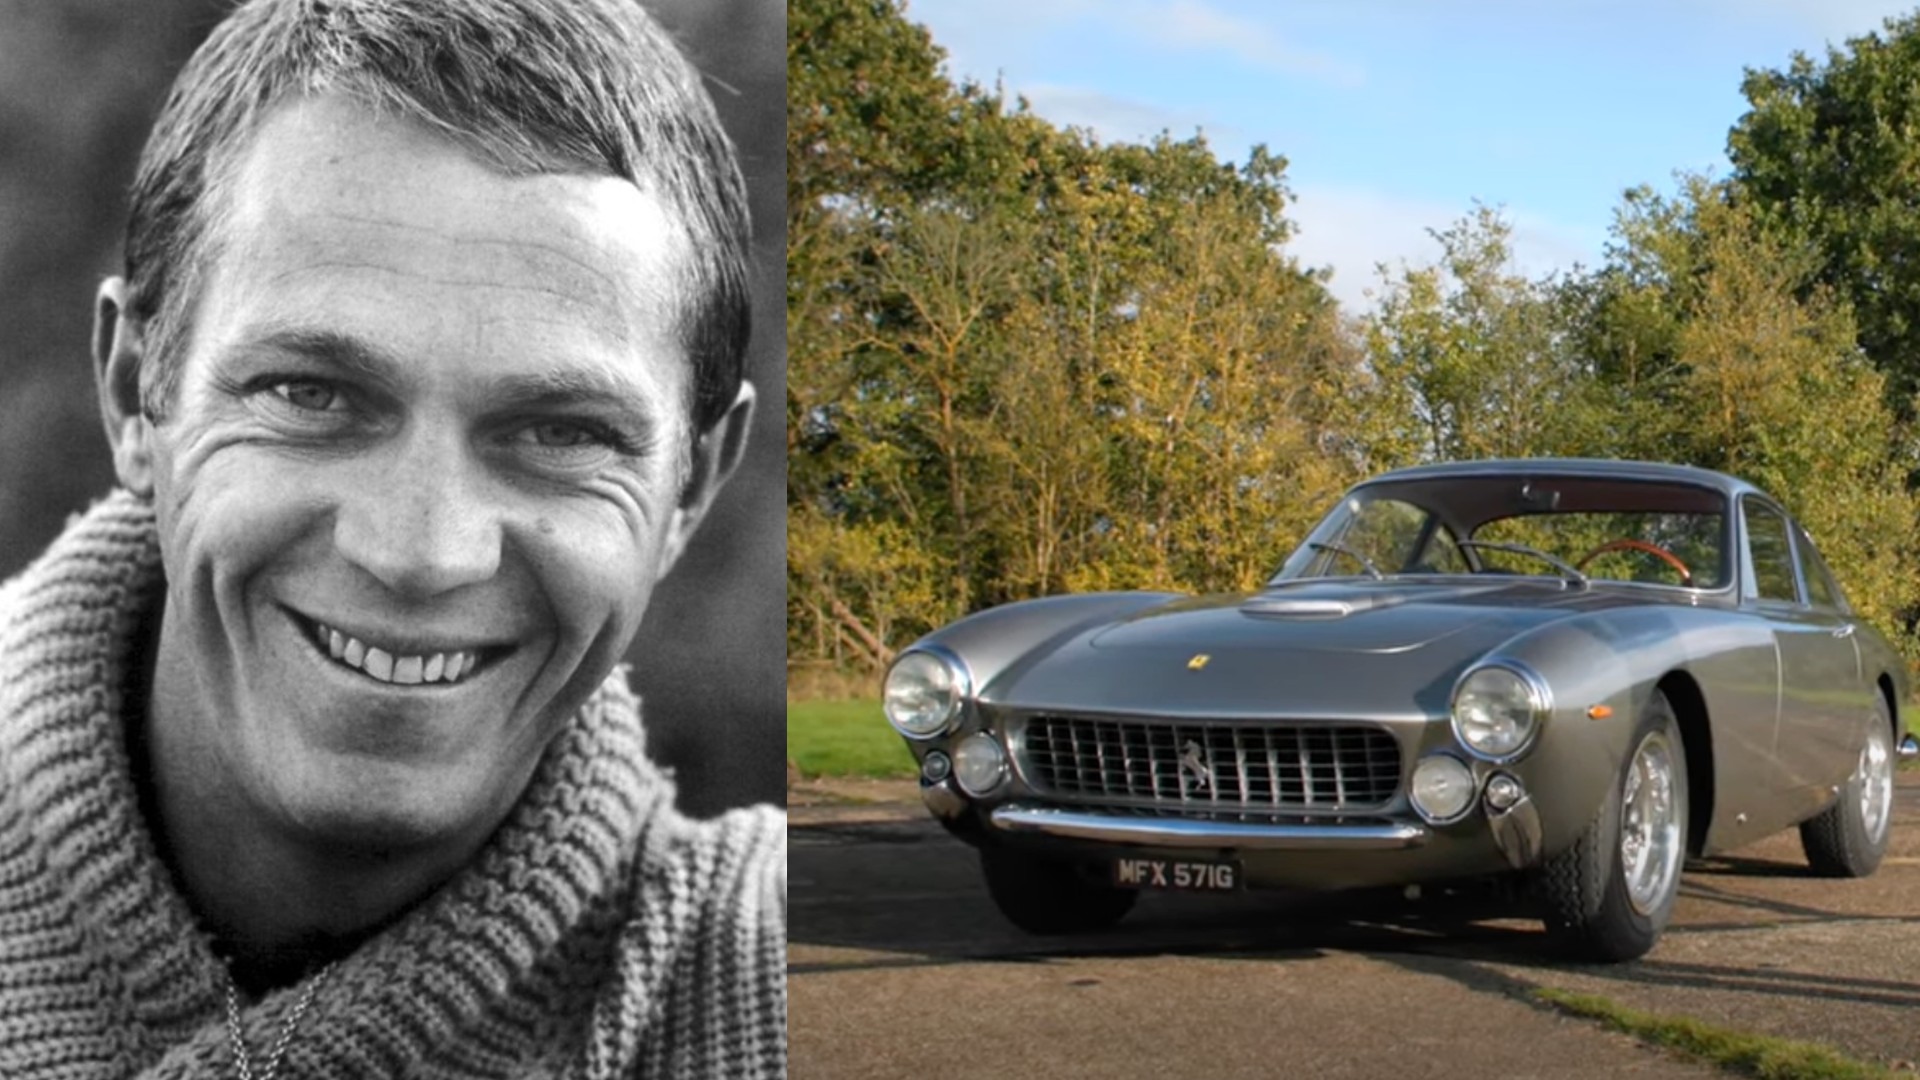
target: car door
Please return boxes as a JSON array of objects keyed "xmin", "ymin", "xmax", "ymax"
[
  {"xmin": 1741, "ymin": 497, "xmax": 1863, "ymax": 822},
  {"xmin": 1784, "ymin": 520, "xmax": 1871, "ymax": 795}
]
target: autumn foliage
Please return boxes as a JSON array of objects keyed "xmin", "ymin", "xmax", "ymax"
[{"xmin": 788, "ymin": 0, "xmax": 1920, "ymax": 678}]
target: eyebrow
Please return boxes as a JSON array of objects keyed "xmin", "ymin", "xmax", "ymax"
[
  {"xmin": 239, "ymin": 326, "xmax": 406, "ymax": 387},
  {"xmin": 490, "ymin": 369, "xmax": 665, "ymax": 448},
  {"xmin": 490, "ymin": 368, "xmax": 654, "ymax": 414}
]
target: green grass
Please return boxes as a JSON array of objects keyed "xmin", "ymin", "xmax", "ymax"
[
  {"xmin": 787, "ymin": 698, "xmax": 916, "ymax": 779},
  {"xmin": 1534, "ymin": 989, "xmax": 1899, "ymax": 1080}
]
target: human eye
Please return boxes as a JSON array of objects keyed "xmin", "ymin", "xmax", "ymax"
[
  {"xmin": 501, "ymin": 416, "xmax": 642, "ymax": 469},
  {"xmin": 520, "ymin": 419, "xmax": 605, "ymax": 449},
  {"xmin": 231, "ymin": 373, "xmax": 380, "ymax": 441},
  {"xmin": 266, "ymin": 378, "xmax": 343, "ymax": 413}
]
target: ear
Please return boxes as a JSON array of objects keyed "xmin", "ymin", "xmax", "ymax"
[
  {"xmin": 93, "ymin": 277, "xmax": 156, "ymax": 497},
  {"xmin": 658, "ymin": 381, "xmax": 756, "ymax": 578}
]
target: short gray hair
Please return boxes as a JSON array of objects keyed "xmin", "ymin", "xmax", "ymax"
[{"xmin": 124, "ymin": 0, "xmax": 751, "ymax": 432}]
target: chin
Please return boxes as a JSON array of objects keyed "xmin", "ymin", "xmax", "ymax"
[{"xmin": 273, "ymin": 762, "xmax": 502, "ymax": 859}]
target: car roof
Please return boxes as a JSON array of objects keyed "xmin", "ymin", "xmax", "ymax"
[{"xmin": 1360, "ymin": 457, "xmax": 1768, "ymax": 503}]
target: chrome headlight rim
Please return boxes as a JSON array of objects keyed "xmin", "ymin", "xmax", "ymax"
[
  {"xmin": 952, "ymin": 731, "xmax": 1010, "ymax": 797},
  {"xmin": 1449, "ymin": 660, "xmax": 1551, "ymax": 764},
  {"xmin": 882, "ymin": 645, "xmax": 973, "ymax": 740},
  {"xmin": 1409, "ymin": 752, "xmax": 1479, "ymax": 825}
]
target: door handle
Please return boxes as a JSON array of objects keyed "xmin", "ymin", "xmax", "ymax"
[{"xmin": 1833, "ymin": 624, "xmax": 1856, "ymax": 638}]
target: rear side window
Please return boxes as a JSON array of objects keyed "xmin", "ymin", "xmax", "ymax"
[
  {"xmin": 1743, "ymin": 499, "xmax": 1799, "ymax": 604},
  {"xmin": 1794, "ymin": 526, "xmax": 1849, "ymax": 612}
]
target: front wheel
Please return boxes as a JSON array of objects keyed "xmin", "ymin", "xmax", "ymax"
[
  {"xmin": 1532, "ymin": 691, "xmax": 1688, "ymax": 962},
  {"xmin": 980, "ymin": 848, "xmax": 1137, "ymax": 934},
  {"xmin": 1799, "ymin": 696, "xmax": 1895, "ymax": 877}
]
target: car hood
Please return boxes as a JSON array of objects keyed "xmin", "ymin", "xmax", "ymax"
[{"xmin": 983, "ymin": 579, "xmax": 1647, "ymax": 720}]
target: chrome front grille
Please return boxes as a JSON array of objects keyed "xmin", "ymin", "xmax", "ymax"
[{"xmin": 1018, "ymin": 715, "xmax": 1400, "ymax": 813}]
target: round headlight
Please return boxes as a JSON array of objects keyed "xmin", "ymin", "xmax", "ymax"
[
  {"xmin": 1410, "ymin": 754, "xmax": 1476, "ymax": 823},
  {"xmin": 952, "ymin": 732, "xmax": 1008, "ymax": 796},
  {"xmin": 1451, "ymin": 664, "xmax": 1548, "ymax": 760},
  {"xmin": 884, "ymin": 650, "xmax": 967, "ymax": 738}
]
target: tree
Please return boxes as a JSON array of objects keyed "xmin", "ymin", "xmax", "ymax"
[
  {"xmin": 1570, "ymin": 177, "xmax": 1920, "ymax": 650},
  {"xmin": 784, "ymin": 0, "xmax": 1356, "ymax": 669},
  {"xmin": 1357, "ymin": 206, "xmax": 1592, "ymax": 466},
  {"xmin": 1729, "ymin": 13, "xmax": 1920, "ymax": 406}
]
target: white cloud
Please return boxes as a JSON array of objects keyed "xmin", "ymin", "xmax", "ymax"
[
  {"xmin": 1287, "ymin": 186, "xmax": 1605, "ymax": 313},
  {"xmin": 911, "ymin": 0, "xmax": 1361, "ymax": 89},
  {"xmin": 1129, "ymin": 0, "xmax": 1366, "ymax": 86},
  {"xmin": 1019, "ymin": 83, "xmax": 1237, "ymax": 146}
]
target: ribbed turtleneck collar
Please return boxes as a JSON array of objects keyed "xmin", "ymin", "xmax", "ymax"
[{"xmin": 0, "ymin": 490, "xmax": 670, "ymax": 1076}]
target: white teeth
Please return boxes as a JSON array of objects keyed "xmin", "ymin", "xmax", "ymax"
[
  {"xmin": 364, "ymin": 647, "xmax": 394, "ymax": 681},
  {"xmin": 313, "ymin": 622, "xmax": 480, "ymax": 686}
]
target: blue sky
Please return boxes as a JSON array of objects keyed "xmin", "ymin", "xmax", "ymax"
[{"xmin": 905, "ymin": 0, "xmax": 1914, "ymax": 310}]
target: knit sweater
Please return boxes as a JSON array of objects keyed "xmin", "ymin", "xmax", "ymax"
[{"xmin": 0, "ymin": 491, "xmax": 787, "ymax": 1078}]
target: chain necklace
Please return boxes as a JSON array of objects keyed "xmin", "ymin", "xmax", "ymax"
[{"xmin": 222, "ymin": 963, "xmax": 333, "ymax": 1080}]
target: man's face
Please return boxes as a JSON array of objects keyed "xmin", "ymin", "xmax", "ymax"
[{"xmin": 135, "ymin": 94, "xmax": 705, "ymax": 850}]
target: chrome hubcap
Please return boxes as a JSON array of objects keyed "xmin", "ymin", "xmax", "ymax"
[
  {"xmin": 1860, "ymin": 725, "xmax": 1893, "ymax": 845},
  {"xmin": 1619, "ymin": 731, "xmax": 1682, "ymax": 916}
]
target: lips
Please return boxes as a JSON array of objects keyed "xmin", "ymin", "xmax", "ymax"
[{"xmin": 308, "ymin": 619, "xmax": 485, "ymax": 686}]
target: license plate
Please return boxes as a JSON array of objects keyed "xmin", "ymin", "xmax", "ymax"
[{"xmin": 1111, "ymin": 856, "xmax": 1240, "ymax": 892}]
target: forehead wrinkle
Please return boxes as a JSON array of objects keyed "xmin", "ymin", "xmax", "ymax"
[
  {"xmin": 280, "ymin": 209, "xmax": 639, "ymax": 306},
  {"xmin": 218, "ymin": 98, "xmax": 697, "ymax": 347},
  {"xmin": 259, "ymin": 259, "xmax": 609, "ymax": 317}
]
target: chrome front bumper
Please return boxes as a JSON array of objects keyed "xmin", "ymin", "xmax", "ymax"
[{"xmin": 986, "ymin": 803, "xmax": 1429, "ymax": 850}]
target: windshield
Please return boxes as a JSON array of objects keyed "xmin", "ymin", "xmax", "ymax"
[{"xmin": 1274, "ymin": 475, "xmax": 1730, "ymax": 589}]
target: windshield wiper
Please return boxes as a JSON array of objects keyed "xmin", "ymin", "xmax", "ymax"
[
  {"xmin": 1307, "ymin": 541, "xmax": 1384, "ymax": 580},
  {"xmin": 1456, "ymin": 540, "xmax": 1589, "ymax": 588}
]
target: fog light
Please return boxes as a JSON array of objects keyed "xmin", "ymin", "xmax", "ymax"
[
  {"xmin": 952, "ymin": 732, "xmax": 1008, "ymax": 796},
  {"xmin": 922, "ymin": 750, "xmax": 953, "ymax": 783},
  {"xmin": 1485, "ymin": 773, "xmax": 1524, "ymax": 811},
  {"xmin": 1410, "ymin": 755, "xmax": 1476, "ymax": 823}
]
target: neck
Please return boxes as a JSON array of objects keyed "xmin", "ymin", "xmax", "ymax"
[
  {"xmin": 134, "ymin": 629, "xmax": 489, "ymax": 993},
  {"xmin": 153, "ymin": 781, "xmax": 465, "ymax": 993}
]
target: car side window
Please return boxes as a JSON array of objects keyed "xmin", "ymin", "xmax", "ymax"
[
  {"xmin": 1794, "ymin": 525, "xmax": 1849, "ymax": 612},
  {"xmin": 1743, "ymin": 499, "xmax": 1800, "ymax": 604}
]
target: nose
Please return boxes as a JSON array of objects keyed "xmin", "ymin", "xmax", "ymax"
[{"xmin": 332, "ymin": 430, "xmax": 502, "ymax": 598}]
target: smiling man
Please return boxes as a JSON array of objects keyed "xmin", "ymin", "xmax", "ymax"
[{"xmin": 0, "ymin": 1, "xmax": 783, "ymax": 1076}]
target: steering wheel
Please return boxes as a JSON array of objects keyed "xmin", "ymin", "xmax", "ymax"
[{"xmin": 1574, "ymin": 538, "xmax": 1693, "ymax": 587}]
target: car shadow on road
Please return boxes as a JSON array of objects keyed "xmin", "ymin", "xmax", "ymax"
[
  {"xmin": 792, "ymin": 815, "xmax": 1920, "ymax": 1016},
  {"xmin": 792, "ymin": 815, "xmax": 1560, "ymax": 975}
]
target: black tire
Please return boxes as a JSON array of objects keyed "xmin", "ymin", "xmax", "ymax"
[
  {"xmin": 1800, "ymin": 696, "xmax": 1895, "ymax": 878},
  {"xmin": 980, "ymin": 848, "xmax": 1138, "ymax": 934},
  {"xmin": 1533, "ymin": 690, "xmax": 1689, "ymax": 963}
]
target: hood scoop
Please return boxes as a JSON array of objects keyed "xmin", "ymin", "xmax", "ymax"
[
  {"xmin": 1239, "ymin": 596, "xmax": 1363, "ymax": 619},
  {"xmin": 1239, "ymin": 583, "xmax": 1503, "ymax": 620}
]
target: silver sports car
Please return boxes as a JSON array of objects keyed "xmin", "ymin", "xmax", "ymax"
[{"xmin": 883, "ymin": 459, "xmax": 1917, "ymax": 961}]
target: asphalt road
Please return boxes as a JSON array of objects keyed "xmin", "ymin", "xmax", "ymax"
[{"xmin": 790, "ymin": 775, "xmax": 1920, "ymax": 1079}]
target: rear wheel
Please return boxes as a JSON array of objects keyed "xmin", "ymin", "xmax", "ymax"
[
  {"xmin": 1800, "ymin": 696, "xmax": 1895, "ymax": 877},
  {"xmin": 1533, "ymin": 690, "xmax": 1688, "ymax": 962},
  {"xmin": 980, "ymin": 848, "xmax": 1137, "ymax": 934}
]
